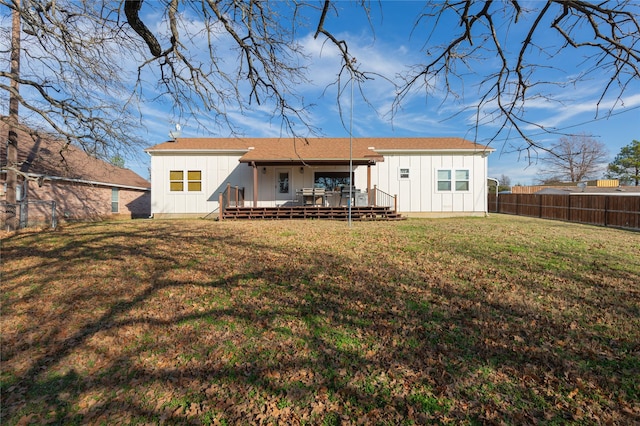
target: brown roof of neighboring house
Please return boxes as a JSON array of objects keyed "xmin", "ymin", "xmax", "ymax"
[
  {"xmin": 146, "ymin": 137, "xmax": 493, "ymax": 165},
  {"xmin": 1, "ymin": 122, "xmax": 150, "ymax": 189}
]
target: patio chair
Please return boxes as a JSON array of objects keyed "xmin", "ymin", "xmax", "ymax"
[{"xmin": 302, "ymin": 188, "xmax": 325, "ymax": 206}]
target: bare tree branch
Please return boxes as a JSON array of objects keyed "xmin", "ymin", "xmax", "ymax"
[
  {"xmin": 394, "ymin": 0, "xmax": 640, "ymax": 158},
  {"xmin": 2, "ymin": 0, "xmax": 638, "ymax": 167},
  {"xmin": 124, "ymin": 0, "xmax": 161, "ymax": 57}
]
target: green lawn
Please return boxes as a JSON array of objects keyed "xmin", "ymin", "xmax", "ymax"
[{"xmin": 1, "ymin": 216, "xmax": 639, "ymax": 425}]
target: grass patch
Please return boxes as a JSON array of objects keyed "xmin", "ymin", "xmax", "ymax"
[{"xmin": 1, "ymin": 216, "xmax": 638, "ymax": 424}]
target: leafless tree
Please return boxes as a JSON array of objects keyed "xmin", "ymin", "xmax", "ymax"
[
  {"xmin": 538, "ymin": 134, "xmax": 609, "ymax": 183},
  {"xmin": 1, "ymin": 1, "xmax": 639, "ymax": 172},
  {"xmin": 1, "ymin": 0, "xmax": 148, "ymax": 158},
  {"xmin": 395, "ymin": 1, "xmax": 640, "ymax": 157}
]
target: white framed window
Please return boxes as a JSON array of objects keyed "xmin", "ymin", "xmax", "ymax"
[
  {"xmin": 399, "ymin": 168, "xmax": 410, "ymax": 179},
  {"xmin": 111, "ymin": 188, "xmax": 119, "ymax": 213},
  {"xmin": 437, "ymin": 170, "xmax": 451, "ymax": 191},
  {"xmin": 455, "ymin": 169, "xmax": 469, "ymax": 191},
  {"xmin": 437, "ymin": 169, "xmax": 470, "ymax": 192}
]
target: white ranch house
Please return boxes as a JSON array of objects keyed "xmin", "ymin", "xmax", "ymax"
[{"xmin": 145, "ymin": 137, "xmax": 494, "ymax": 220}]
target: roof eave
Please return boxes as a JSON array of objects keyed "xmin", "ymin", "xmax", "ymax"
[
  {"xmin": 374, "ymin": 148, "xmax": 495, "ymax": 154},
  {"xmin": 145, "ymin": 148, "xmax": 249, "ymax": 154},
  {"xmin": 239, "ymin": 158, "xmax": 380, "ymax": 166},
  {"xmin": 18, "ymin": 173, "xmax": 150, "ymax": 190}
]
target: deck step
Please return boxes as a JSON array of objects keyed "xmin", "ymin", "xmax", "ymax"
[{"xmin": 220, "ymin": 206, "xmax": 404, "ymax": 221}]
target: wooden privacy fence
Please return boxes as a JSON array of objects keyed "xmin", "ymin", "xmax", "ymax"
[{"xmin": 488, "ymin": 194, "xmax": 640, "ymax": 230}]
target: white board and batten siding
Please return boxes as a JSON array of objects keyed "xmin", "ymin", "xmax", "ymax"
[
  {"xmin": 149, "ymin": 146, "xmax": 490, "ymax": 217},
  {"xmin": 372, "ymin": 150, "xmax": 489, "ymax": 214},
  {"xmin": 150, "ymin": 151, "xmax": 251, "ymax": 216}
]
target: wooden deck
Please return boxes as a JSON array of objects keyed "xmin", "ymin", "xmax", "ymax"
[{"xmin": 221, "ymin": 206, "xmax": 405, "ymax": 221}]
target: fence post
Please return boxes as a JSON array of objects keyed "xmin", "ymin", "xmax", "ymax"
[
  {"xmin": 394, "ymin": 194, "xmax": 398, "ymax": 213},
  {"xmin": 51, "ymin": 201, "xmax": 58, "ymax": 229},
  {"xmin": 235, "ymin": 186, "xmax": 239, "ymax": 207},
  {"xmin": 373, "ymin": 185, "xmax": 377, "ymax": 207},
  {"xmin": 538, "ymin": 194, "xmax": 542, "ymax": 218},
  {"xmin": 19, "ymin": 200, "xmax": 27, "ymax": 229}
]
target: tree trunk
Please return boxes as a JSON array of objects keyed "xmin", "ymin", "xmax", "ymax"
[{"xmin": 5, "ymin": 0, "xmax": 21, "ymax": 230}]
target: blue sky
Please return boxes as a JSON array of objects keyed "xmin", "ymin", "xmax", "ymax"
[{"xmin": 120, "ymin": 2, "xmax": 640, "ymax": 184}]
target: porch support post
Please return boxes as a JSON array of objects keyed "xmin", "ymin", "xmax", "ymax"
[
  {"xmin": 373, "ymin": 185, "xmax": 377, "ymax": 207},
  {"xmin": 367, "ymin": 164, "xmax": 372, "ymax": 206},
  {"xmin": 218, "ymin": 192, "xmax": 224, "ymax": 221},
  {"xmin": 252, "ymin": 162, "xmax": 258, "ymax": 207}
]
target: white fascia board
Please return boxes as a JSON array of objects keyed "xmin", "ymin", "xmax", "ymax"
[
  {"xmin": 145, "ymin": 149, "xmax": 249, "ymax": 155},
  {"xmin": 374, "ymin": 148, "xmax": 496, "ymax": 154}
]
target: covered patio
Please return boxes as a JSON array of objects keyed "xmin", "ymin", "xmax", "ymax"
[
  {"xmin": 214, "ymin": 138, "xmax": 401, "ymax": 220},
  {"xmin": 240, "ymin": 138, "xmax": 384, "ymax": 208},
  {"xmin": 217, "ymin": 182, "xmax": 401, "ymax": 220}
]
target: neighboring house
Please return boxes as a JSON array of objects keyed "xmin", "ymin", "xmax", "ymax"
[
  {"xmin": 1, "ymin": 123, "xmax": 150, "ymax": 227},
  {"xmin": 145, "ymin": 137, "xmax": 494, "ymax": 218}
]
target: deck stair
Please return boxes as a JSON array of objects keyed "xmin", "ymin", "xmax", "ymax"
[{"xmin": 221, "ymin": 206, "xmax": 404, "ymax": 221}]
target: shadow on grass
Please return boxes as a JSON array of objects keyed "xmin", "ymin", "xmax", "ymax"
[{"xmin": 1, "ymin": 219, "xmax": 638, "ymax": 424}]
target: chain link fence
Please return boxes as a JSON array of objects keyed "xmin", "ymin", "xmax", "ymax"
[{"xmin": 1, "ymin": 200, "xmax": 57, "ymax": 231}]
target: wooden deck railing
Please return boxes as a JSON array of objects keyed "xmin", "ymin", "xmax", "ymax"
[
  {"xmin": 215, "ymin": 185, "xmax": 397, "ymax": 221},
  {"xmin": 369, "ymin": 185, "xmax": 397, "ymax": 211},
  {"xmin": 218, "ymin": 184, "xmax": 245, "ymax": 221}
]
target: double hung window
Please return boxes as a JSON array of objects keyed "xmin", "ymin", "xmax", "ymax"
[{"xmin": 437, "ymin": 169, "xmax": 470, "ymax": 192}]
